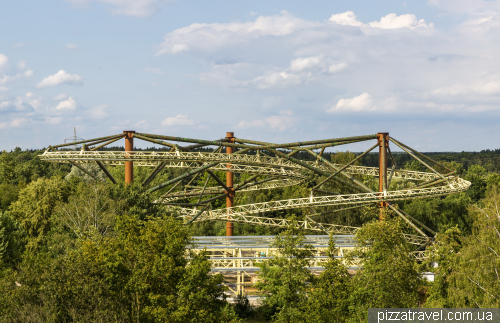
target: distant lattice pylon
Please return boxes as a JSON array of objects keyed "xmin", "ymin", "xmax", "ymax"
[{"xmin": 64, "ymin": 127, "xmax": 84, "ymax": 150}]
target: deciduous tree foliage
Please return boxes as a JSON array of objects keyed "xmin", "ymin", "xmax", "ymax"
[
  {"xmin": 0, "ymin": 215, "xmax": 240, "ymax": 323},
  {"xmin": 256, "ymin": 226, "xmax": 315, "ymax": 322},
  {"xmin": 347, "ymin": 216, "xmax": 423, "ymax": 322},
  {"xmin": 9, "ymin": 177, "xmax": 71, "ymax": 250},
  {"xmin": 450, "ymin": 188, "xmax": 500, "ymax": 308},
  {"xmin": 305, "ymin": 235, "xmax": 352, "ymax": 323}
]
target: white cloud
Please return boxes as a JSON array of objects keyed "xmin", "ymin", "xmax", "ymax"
[
  {"xmin": 289, "ymin": 55, "xmax": 322, "ymax": 72},
  {"xmin": 90, "ymin": 104, "xmax": 109, "ymax": 119},
  {"xmin": 0, "ymin": 118, "xmax": 29, "ymax": 129},
  {"xmin": 0, "ymin": 101, "xmax": 12, "ymax": 111},
  {"xmin": 368, "ymin": 13, "xmax": 433, "ymax": 29},
  {"xmin": 328, "ymin": 11, "xmax": 433, "ymax": 30},
  {"xmin": 156, "ymin": 11, "xmax": 318, "ymax": 55},
  {"xmin": 328, "ymin": 62, "xmax": 348, "ymax": 74},
  {"xmin": 0, "ymin": 54, "xmax": 8, "ymax": 68},
  {"xmin": 65, "ymin": 44, "xmax": 79, "ymax": 50},
  {"xmin": 328, "ymin": 93, "xmax": 373, "ymax": 112},
  {"xmin": 56, "ymin": 97, "xmax": 78, "ymax": 111},
  {"xmin": 328, "ymin": 11, "xmax": 363, "ymax": 26},
  {"xmin": 171, "ymin": 44, "xmax": 189, "ymax": 54},
  {"xmin": 67, "ymin": 0, "xmax": 173, "ymax": 18},
  {"xmin": 17, "ymin": 60, "xmax": 26, "ymax": 69},
  {"xmin": 161, "ymin": 115, "xmax": 196, "ymax": 126},
  {"xmin": 24, "ymin": 92, "xmax": 43, "ymax": 110},
  {"xmin": 238, "ymin": 110, "xmax": 296, "ymax": 132},
  {"xmin": 253, "ymin": 71, "xmax": 305, "ymax": 89},
  {"xmin": 37, "ymin": 70, "xmax": 83, "ymax": 88},
  {"xmin": 144, "ymin": 67, "xmax": 164, "ymax": 74}
]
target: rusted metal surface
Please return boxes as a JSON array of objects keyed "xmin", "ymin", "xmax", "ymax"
[
  {"xmin": 41, "ymin": 130, "xmax": 472, "ymax": 246},
  {"xmin": 226, "ymin": 132, "xmax": 235, "ymax": 236},
  {"xmin": 124, "ymin": 131, "xmax": 135, "ymax": 184},
  {"xmin": 377, "ymin": 132, "xmax": 389, "ymax": 217}
]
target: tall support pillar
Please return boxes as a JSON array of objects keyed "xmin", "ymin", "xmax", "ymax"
[
  {"xmin": 124, "ymin": 130, "xmax": 135, "ymax": 185},
  {"xmin": 226, "ymin": 132, "xmax": 235, "ymax": 236},
  {"xmin": 377, "ymin": 132, "xmax": 389, "ymax": 219}
]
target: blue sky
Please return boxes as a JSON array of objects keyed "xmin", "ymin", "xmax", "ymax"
[{"xmin": 1, "ymin": 0, "xmax": 500, "ymax": 151}]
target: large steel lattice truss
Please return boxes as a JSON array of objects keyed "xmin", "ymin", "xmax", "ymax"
[{"xmin": 40, "ymin": 131, "xmax": 471, "ymax": 250}]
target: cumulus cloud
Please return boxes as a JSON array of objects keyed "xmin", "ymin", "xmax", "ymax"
[
  {"xmin": 289, "ymin": 55, "xmax": 322, "ymax": 72},
  {"xmin": 0, "ymin": 70, "xmax": 34, "ymax": 86},
  {"xmin": 368, "ymin": 13, "xmax": 433, "ymax": 29},
  {"xmin": 37, "ymin": 70, "xmax": 83, "ymax": 88},
  {"xmin": 328, "ymin": 93, "xmax": 373, "ymax": 112},
  {"xmin": 67, "ymin": 0, "xmax": 173, "ymax": 18},
  {"xmin": 24, "ymin": 92, "xmax": 43, "ymax": 110},
  {"xmin": 161, "ymin": 115, "xmax": 196, "ymax": 126},
  {"xmin": 253, "ymin": 71, "xmax": 305, "ymax": 89},
  {"xmin": 156, "ymin": 11, "xmax": 318, "ymax": 55},
  {"xmin": 56, "ymin": 97, "xmax": 78, "ymax": 111},
  {"xmin": 328, "ymin": 62, "xmax": 348, "ymax": 74},
  {"xmin": 328, "ymin": 11, "xmax": 433, "ymax": 30},
  {"xmin": 0, "ymin": 54, "xmax": 8, "ymax": 68},
  {"xmin": 328, "ymin": 11, "xmax": 363, "ymax": 26}
]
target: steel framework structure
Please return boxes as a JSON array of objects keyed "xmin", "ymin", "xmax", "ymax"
[{"xmin": 40, "ymin": 131, "xmax": 470, "ymax": 249}]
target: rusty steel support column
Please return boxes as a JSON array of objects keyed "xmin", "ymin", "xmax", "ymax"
[
  {"xmin": 124, "ymin": 131, "xmax": 135, "ymax": 185},
  {"xmin": 226, "ymin": 132, "xmax": 235, "ymax": 236},
  {"xmin": 377, "ymin": 132, "xmax": 389, "ymax": 220}
]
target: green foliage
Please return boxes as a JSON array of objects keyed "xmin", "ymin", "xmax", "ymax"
[
  {"xmin": 305, "ymin": 235, "xmax": 352, "ymax": 323},
  {"xmin": 0, "ymin": 212, "xmax": 26, "ymax": 269},
  {"xmin": 256, "ymin": 226, "xmax": 315, "ymax": 322},
  {"xmin": 403, "ymin": 193, "xmax": 472, "ymax": 234},
  {"xmin": 0, "ymin": 214, "xmax": 238, "ymax": 322},
  {"xmin": 9, "ymin": 177, "xmax": 71, "ymax": 250},
  {"xmin": 233, "ymin": 292, "xmax": 253, "ymax": 319},
  {"xmin": 449, "ymin": 188, "xmax": 500, "ymax": 308},
  {"xmin": 0, "ymin": 184, "xmax": 20, "ymax": 212},
  {"xmin": 0, "ymin": 150, "xmax": 70, "ymax": 186},
  {"xmin": 422, "ymin": 227, "xmax": 462, "ymax": 308},
  {"xmin": 54, "ymin": 182, "xmax": 116, "ymax": 238},
  {"xmin": 347, "ymin": 216, "xmax": 423, "ymax": 322},
  {"xmin": 65, "ymin": 164, "xmax": 107, "ymax": 182},
  {"xmin": 464, "ymin": 165, "xmax": 488, "ymax": 202}
]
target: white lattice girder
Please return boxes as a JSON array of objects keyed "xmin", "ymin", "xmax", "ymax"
[
  {"xmin": 40, "ymin": 150, "xmax": 447, "ymax": 182},
  {"xmin": 171, "ymin": 176, "xmax": 469, "ymax": 221}
]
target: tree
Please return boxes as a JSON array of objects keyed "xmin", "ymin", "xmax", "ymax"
[
  {"xmin": 347, "ymin": 216, "xmax": 423, "ymax": 322},
  {"xmin": 0, "ymin": 214, "xmax": 239, "ymax": 323},
  {"xmin": 9, "ymin": 177, "xmax": 70, "ymax": 250},
  {"xmin": 0, "ymin": 212, "xmax": 26, "ymax": 269},
  {"xmin": 65, "ymin": 164, "xmax": 107, "ymax": 183},
  {"xmin": 55, "ymin": 182, "xmax": 115, "ymax": 238},
  {"xmin": 449, "ymin": 188, "xmax": 500, "ymax": 307},
  {"xmin": 255, "ymin": 226, "xmax": 315, "ymax": 322},
  {"xmin": 305, "ymin": 235, "xmax": 352, "ymax": 323},
  {"xmin": 422, "ymin": 226, "xmax": 462, "ymax": 308}
]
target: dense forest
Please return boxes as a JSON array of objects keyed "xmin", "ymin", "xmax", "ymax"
[{"xmin": 0, "ymin": 146, "xmax": 499, "ymax": 322}]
